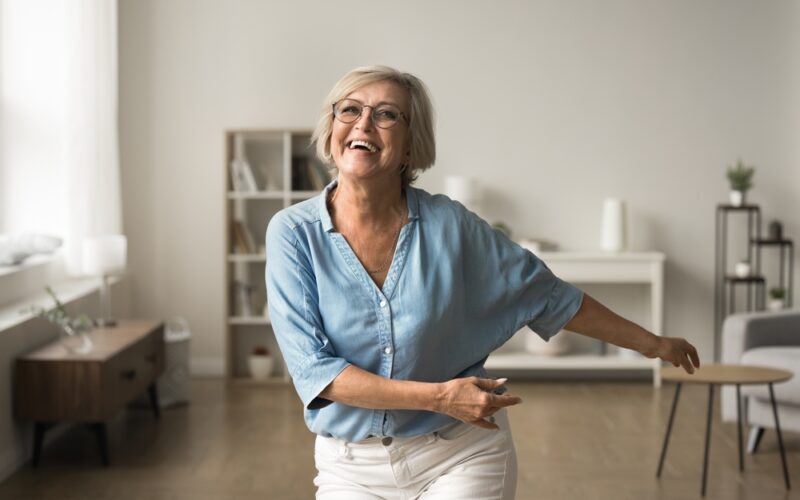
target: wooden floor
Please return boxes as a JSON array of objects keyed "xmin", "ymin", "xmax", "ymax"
[{"xmin": 1, "ymin": 379, "xmax": 798, "ymax": 499}]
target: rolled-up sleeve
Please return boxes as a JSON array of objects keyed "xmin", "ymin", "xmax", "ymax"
[{"xmin": 265, "ymin": 215, "xmax": 350, "ymax": 410}]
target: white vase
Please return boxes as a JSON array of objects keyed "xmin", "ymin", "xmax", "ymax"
[
  {"xmin": 734, "ymin": 262, "xmax": 751, "ymax": 278},
  {"xmin": 600, "ymin": 198, "xmax": 627, "ymax": 253},
  {"xmin": 767, "ymin": 299, "xmax": 784, "ymax": 312},
  {"xmin": 729, "ymin": 190, "xmax": 744, "ymax": 206},
  {"xmin": 248, "ymin": 355, "xmax": 274, "ymax": 380},
  {"xmin": 525, "ymin": 330, "xmax": 571, "ymax": 356}
]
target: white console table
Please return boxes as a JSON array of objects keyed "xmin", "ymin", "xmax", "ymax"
[{"xmin": 485, "ymin": 251, "xmax": 665, "ymax": 386}]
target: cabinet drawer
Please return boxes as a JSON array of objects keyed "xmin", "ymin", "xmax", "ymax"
[{"xmin": 101, "ymin": 333, "xmax": 161, "ymax": 418}]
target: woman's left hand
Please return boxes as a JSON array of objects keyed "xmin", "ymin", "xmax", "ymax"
[{"xmin": 649, "ymin": 336, "xmax": 700, "ymax": 374}]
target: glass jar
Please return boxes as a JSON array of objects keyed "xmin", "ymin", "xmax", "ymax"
[{"xmin": 59, "ymin": 323, "xmax": 94, "ymax": 355}]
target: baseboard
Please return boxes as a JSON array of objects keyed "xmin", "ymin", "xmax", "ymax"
[{"xmin": 190, "ymin": 356, "xmax": 225, "ymax": 377}]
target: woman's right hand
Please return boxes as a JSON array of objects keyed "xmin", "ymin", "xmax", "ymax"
[{"xmin": 434, "ymin": 377, "xmax": 522, "ymax": 430}]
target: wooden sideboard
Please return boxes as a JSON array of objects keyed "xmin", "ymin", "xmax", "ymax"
[{"xmin": 14, "ymin": 319, "xmax": 165, "ymax": 466}]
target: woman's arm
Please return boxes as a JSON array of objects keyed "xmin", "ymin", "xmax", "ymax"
[
  {"xmin": 319, "ymin": 365, "xmax": 522, "ymax": 429},
  {"xmin": 565, "ymin": 294, "xmax": 700, "ymax": 373}
]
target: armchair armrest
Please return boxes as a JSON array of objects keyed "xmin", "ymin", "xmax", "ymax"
[{"xmin": 722, "ymin": 309, "xmax": 800, "ymax": 364}]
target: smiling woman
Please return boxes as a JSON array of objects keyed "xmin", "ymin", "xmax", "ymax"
[{"xmin": 266, "ymin": 65, "xmax": 699, "ymax": 500}]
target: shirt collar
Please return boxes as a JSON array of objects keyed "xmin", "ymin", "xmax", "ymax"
[{"xmin": 319, "ymin": 178, "xmax": 420, "ymax": 233}]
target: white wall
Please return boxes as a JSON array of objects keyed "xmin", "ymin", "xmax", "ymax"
[{"xmin": 118, "ymin": 0, "xmax": 800, "ymax": 370}]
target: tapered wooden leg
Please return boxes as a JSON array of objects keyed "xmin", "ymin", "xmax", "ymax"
[
  {"xmin": 32, "ymin": 421, "xmax": 54, "ymax": 468},
  {"xmin": 89, "ymin": 422, "xmax": 110, "ymax": 467},
  {"xmin": 148, "ymin": 383, "xmax": 161, "ymax": 419}
]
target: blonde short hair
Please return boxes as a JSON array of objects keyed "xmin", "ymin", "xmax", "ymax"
[{"xmin": 311, "ymin": 66, "xmax": 436, "ymax": 186}]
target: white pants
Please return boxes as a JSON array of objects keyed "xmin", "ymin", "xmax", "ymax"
[{"xmin": 314, "ymin": 409, "xmax": 517, "ymax": 499}]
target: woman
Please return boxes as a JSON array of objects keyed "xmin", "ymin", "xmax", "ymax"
[{"xmin": 266, "ymin": 66, "xmax": 699, "ymax": 499}]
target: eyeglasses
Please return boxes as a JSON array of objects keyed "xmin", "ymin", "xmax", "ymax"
[{"xmin": 332, "ymin": 99, "xmax": 408, "ymax": 129}]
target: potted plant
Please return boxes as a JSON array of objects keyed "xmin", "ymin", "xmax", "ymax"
[
  {"xmin": 726, "ymin": 159, "xmax": 755, "ymax": 207},
  {"xmin": 734, "ymin": 259, "xmax": 751, "ymax": 278},
  {"xmin": 23, "ymin": 286, "xmax": 94, "ymax": 355},
  {"xmin": 768, "ymin": 287, "xmax": 785, "ymax": 311},
  {"xmin": 248, "ymin": 345, "xmax": 274, "ymax": 380}
]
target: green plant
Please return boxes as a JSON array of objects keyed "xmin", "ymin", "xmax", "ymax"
[
  {"xmin": 769, "ymin": 287, "xmax": 786, "ymax": 300},
  {"xmin": 726, "ymin": 159, "xmax": 755, "ymax": 192},
  {"xmin": 22, "ymin": 286, "xmax": 93, "ymax": 330}
]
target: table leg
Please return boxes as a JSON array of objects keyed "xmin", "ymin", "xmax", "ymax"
[
  {"xmin": 32, "ymin": 421, "xmax": 54, "ymax": 468},
  {"xmin": 656, "ymin": 383, "xmax": 682, "ymax": 478},
  {"xmin": 148, "ymin": 383, "xmax": 161, "ymax": 419},
  {"xmin": 768, "ymin": 383, "xmax": 791, "ymax": 490},
  {"xmin": 736, "ymin": 384, "xmax": 744, "ymax": 471},
  {"xmin": 89, "ymin": 422, "xmax": 110, "ymax": 467},
  {"xmin": 702, "ymin": 384, "xmax": 714, "ymax": 497}
]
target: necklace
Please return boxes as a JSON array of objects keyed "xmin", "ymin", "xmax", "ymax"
[{"xmin": 329, "ymin": 186, "xmax": 405, "ymax": 274}]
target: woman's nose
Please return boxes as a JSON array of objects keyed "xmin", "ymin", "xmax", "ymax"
[{"xmin": 355, "ymin": 107, "xmax": 375, "ymax": 130}]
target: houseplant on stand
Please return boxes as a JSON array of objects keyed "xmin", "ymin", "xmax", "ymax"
[
  {"xmin": 248, "ymin": 345, "xmax": 274, "ymax": 380},
  {"xmin": 768, "ymin": 288, "xmax": 786, "ymax": 311},
  {"xmin": 726, "ymin": 159, "xmax": 755, "ymax": 207}
]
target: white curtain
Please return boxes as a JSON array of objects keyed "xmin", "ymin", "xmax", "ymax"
[
  {"xmin": 62, "ymin": 0, "xmax": 122, "ymax": 275},
  {"xmin": 0, "ymin": 0, "xmax": 121, "ymax": 276}
]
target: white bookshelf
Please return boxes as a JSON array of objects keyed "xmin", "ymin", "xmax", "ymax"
[
  {"xmin": 224, "ymin": 129, "xmax": 329, "ymax": 383},
  {"xmin": 485, "ymin": 251, "xmax": 666, "ymax": 386}
]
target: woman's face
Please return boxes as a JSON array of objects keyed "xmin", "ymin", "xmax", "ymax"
[{"xmin": 330, "ymin": 80, "xmax": 410, "ymax": 184}]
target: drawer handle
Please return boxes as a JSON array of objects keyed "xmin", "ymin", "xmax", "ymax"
[{"xmin": 121, "ymin": 369, "xmax": 137, "ymax": 380}]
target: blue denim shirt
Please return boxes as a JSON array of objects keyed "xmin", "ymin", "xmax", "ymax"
[{"xmin": 266, "ymin": 181, "xmax": 583, "ymax": 442}]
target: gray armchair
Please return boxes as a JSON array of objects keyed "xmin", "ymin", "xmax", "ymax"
[{"xmin": 721, "ymin": 309, "xmax": 800, "ymax": 452}]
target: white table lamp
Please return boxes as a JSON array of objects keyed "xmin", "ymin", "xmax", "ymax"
[{"xmin": 83, "ymin": 235, "xmax": 127, "ymax": 327}]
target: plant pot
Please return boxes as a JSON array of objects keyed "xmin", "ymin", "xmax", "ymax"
[
  {"xmin": 729, "ymin": 190, "xmax": 745, "ymax": 207},
  {"xmin": 59, "ymin": 324, "xmax": 94, "ymax": 355},
  {"xmin": 734, "ymin": 262, "xmax": 751, "ymax": 278},
  {"xmin": 248, "ymin": 355, "xmax": 274, "ymax": 380},
  {"xmin": 767, "ymin": 298, "xmax": 784, "ymax": 312}
]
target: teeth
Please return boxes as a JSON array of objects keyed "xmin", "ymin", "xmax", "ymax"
[{"xmin": 349, "ymin": 140, "xmax": 378, "ymax": 153}]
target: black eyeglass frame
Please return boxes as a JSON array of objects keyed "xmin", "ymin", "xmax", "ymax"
[{"xmin": 331, "ymin": 98, "xmax": 409, "ymax": 129}]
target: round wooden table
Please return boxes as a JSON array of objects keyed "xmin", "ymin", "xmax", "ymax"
[{"xmin": 656, "ymin": 363, "xmax": 793, "ymax": 496}]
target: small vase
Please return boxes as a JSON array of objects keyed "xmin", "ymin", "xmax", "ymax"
[
  {"xmin": 59, "ymin": 324, "xmax": 94, "ymax": 355},
  {"xmin": 734, "ymin": 262, "xmax": 751, "ymax": 278},
  {"xmin": 248, "ymin": 355, "xmax": 274, "ymax": 380},
  {"xmin": 729, "ymin": 190, "xmax": 744, "ymax": 207},
  {"xmin": 767, "ymin": 299, "xmax": 784, "ymax": 312}
]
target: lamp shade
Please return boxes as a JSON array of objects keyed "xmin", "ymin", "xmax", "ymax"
[{"xmin": 83, "ymin": 235, "xmax": 127, "ymax": 275}]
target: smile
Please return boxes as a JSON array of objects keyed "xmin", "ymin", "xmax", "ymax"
[{"xmin": 347, "ymin": 140, "xmax": 380, "ymax": 153}]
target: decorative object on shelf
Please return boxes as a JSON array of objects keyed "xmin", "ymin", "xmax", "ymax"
[
  {"xmin": 768, "ymin": 220, "xmax": 784, "ymax": 241},
  {"xmin": 230, "ymin": 134, "xmax": 259, "ymax": 192},
  {"xmin": 726, "ymin": 159, "xmax": 755, "ymax": 207},
  {"xmin": 734, "ymin": 259, "xmax": 752, "ymax": 278},
  {"xmin": 768, "ymin": 287, "xmax": 786, "ymax": 311},
  {"xmin": 83, "ymin": 235, "xmax": 127, "ymax": 327},
  {"xmin": 444, "ymin": 175, "xmax": 481, "ymax": 213},
  {"xmin": 248, "ymin": 345, "xmax": 274, "ymax": 380},
  {"xmin": 600, "ymin": 198, "xmax": 627, "ymax": 252},
  {"xmin": 23, "ymin": 286, "xmax": 94, "ymax": 355},
  {"xmin": 524, "ymin": 329, "xmax": 572, "ymax": 356}
]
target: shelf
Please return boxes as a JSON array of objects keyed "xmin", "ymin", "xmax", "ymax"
[
  {"xmin": 716, "ymin": 204, "xmax": 760, "ymax": 211},
  {"xmin": 485, "ymin": 352, "xmax": 654, "ymax": 370},
  {"xmin": 227, "ymin": 254, "xmax": 266, "ymax": 262},
  {"xmin": 228, "ymin": 376, "xmax": 289, "ymax": 386},
  {"xmin": 229, "ymin": 316, "xmax": 271, "ymax": 325},
  {"xmin": 751, "ymin": 238, "xmax": 793, "ymax": 246},
  {"xmin": 289, "ymin": 190, "xmax": 320, "ymax": 200},
  {"xmin": 724, "ymin": 275, "xmax": 765, "ymax": 283},
  {"xmin": 227, "ymin": 191, "xmax": 285, "ymax": 200}
]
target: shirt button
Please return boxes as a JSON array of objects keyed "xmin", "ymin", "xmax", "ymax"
[
  {"xmin": 384, "ymin": 346, "xmax": 393, "ymax": 355},
  {"xmin": 381, "ymin": 437, "xmax": 393, "ymax": 446},
  {"xmin": 379, "ymin": 300, "xmax": 387, "ymax": 308}
]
